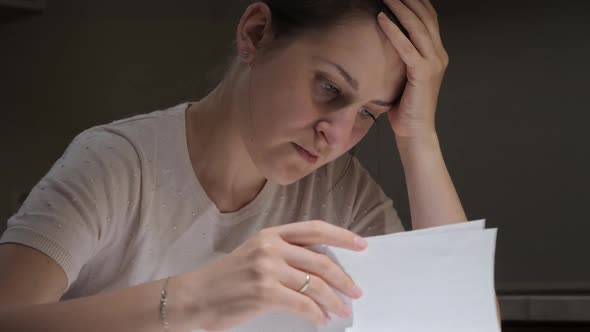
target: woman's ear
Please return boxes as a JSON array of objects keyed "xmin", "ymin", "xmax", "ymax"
[{"xmin": 236, "ymin": 2, "xmax": 275, "ymax": 63}]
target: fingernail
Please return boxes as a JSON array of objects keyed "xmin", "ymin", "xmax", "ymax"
[
  {"xmin": 351, "ymin": 285, "xmax": 363, "ymax": 298},
  {"xmin": 354, "ymin": 236, "xmax": 367, "ymax": 248},
  {"xmin": 342, "ymin": 305, "xmax": 352, "ymax": 318}
]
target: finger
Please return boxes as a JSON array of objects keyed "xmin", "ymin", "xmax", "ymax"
[
  {"xmin": 419, "ymin": 0, "xmax": 439, "ymax": 23},
  {"xmin": 270, "ymin": 280, "xmax": 329, "ymax": 325},
  {"xmin": 279, "ymin": 265, "xmax": 352, "ymax": 319},
  {"xmin": 280, "ymin": 242, "xmax": 361, "ymax": 300},
  {"xmin": 417, "ymin": 0, "xmax": 446, "ymax": 56},
  {"xmin": 378, "ymin": 12, "xmax": 422, "ymax": 68},
  {"xmin": 382, "ymin": 0, "xmax": 435, "ymax": 58},
  {"xmin": 274, "ymin": 220, "xmax": 368, "ymax": 251},
  {"xmin": 400, "ymin": 0, "xmax": 440, "ymax": 43}
]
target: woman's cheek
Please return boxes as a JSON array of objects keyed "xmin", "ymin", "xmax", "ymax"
[{"xmin": 276, "ymin": 94, "xmax": 313, "ymax": 127}]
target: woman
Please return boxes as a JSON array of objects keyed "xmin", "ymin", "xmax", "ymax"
[{"xmin": 0, "ymin": 0, "xmax": 465, "ymax": 331}]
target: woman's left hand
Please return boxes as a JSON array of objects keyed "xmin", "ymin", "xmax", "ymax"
[{"xmin": 377, "ymin": 0, "xmax": 449, "ymax": 145}]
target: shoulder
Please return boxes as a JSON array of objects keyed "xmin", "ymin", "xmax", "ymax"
[
  {"xmin": 318, "ymin": 153, "xmax": 404, "ymax": 235},
  {"xmin": 66, "ymin": 102, "xmax": 190, "ymax": 165},
  {"xmin": 319, "ymin": 152, "xmax": 377, "ymax": 191},
  {"xmin": 293, "ymin": 152, "xmax": 384, "ymax": 209}
]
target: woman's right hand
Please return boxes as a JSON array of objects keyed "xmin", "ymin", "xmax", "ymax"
[{"xmin": 184, "ymin": 220, "xmax": 367, "ymax": 331}]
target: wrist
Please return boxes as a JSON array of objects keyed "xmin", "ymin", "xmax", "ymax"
[
  {"xmin": 169, "ymin": 272, "xmax": 207, "ymax": 330},
  {"xmin": 395, "ymin": 131, "xmax": 440, "ymax": 154},
  {"xmin": 395, "ymin": 132, "xmax": 444, "ymax": 172}
]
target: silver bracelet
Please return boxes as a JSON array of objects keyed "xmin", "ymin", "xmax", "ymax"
[{"xmin": 160, "ymin": 277, "xmax": 171, "ymax": 331}]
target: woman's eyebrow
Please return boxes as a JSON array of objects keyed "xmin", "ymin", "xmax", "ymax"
[
  {"xmin": 312, "ymin": 56, "xmax": 359, "ymax": 91},
  {"xmin": 312, "ymin": 56, "xmax": 395, "ymax": 108}
]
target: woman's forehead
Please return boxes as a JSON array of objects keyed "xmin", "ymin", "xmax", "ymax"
[
  {"xmin": 300, "ymin": 21, "xmax": 403, "ymax": 74},
  {"xmin": 293, "ymin": 22, "xmax": 405, "ymax": 99}
]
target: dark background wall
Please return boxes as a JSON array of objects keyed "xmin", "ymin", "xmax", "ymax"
[{"xmin": 1, "ymin": 0, "xmax": 589, "ymax": 330}]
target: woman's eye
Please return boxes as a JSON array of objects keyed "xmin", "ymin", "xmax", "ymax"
[
  {"xmin": 359, "ymin": 107, "xmax": 377, "ymax": 122},
  {"xmin": 319, "ymin": 80, "xmax": 340, "ymax": 97},
  {"xmin": 317, "ymin": 79, "xmax": 376, "ymax": 122}
]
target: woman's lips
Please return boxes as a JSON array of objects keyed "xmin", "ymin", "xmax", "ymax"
[{"xmin": 292, "ymin": 143, "xmax": 319, "ymax": 164}]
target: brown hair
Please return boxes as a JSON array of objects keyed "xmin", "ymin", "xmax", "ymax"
[
  {"xmin": 208, "ymin": 0, "xmax": 407, "ymax": 88},
  {"xmin": 248, "ymin": 0, "xmax": 407, "ymax": 45}
]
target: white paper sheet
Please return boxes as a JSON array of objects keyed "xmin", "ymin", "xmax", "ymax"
[
  {"xmin": 194, "ymin": 220, "xmax": 499, "ymax": 332},
  {"xmin": 333, "ymin": 221, "xmax": 500, "ymax": 332}
]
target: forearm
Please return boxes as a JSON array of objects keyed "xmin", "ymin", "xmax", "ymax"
[
  {"xmin": 398, "ymin": 133, "xmax": 501, "ymax": 324},
  {"xmin": 396, "ymin": 133, "xmax": 467, "ymax": 229},
  {"xmin": 0, "ymin": 274, "xmax": 200, "ymax": 332}
]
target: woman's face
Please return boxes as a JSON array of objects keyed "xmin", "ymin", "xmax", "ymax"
[{"xmin": 238, "ymin": 17, "xmax": 406, "ymax": 185}]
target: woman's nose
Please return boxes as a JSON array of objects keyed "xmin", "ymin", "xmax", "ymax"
[{"xmin": 315, "ymin": 107, "xmax": 358, "ymax": 147}]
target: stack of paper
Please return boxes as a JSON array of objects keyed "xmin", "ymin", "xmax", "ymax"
[{"xmin": 201, "ymin": 220, "xmax": 499, "ymax": 332}]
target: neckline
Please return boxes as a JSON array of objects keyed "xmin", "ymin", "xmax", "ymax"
[{"xmin": 177, "ymin": 102, "xmax": 275, "ymax": 226}]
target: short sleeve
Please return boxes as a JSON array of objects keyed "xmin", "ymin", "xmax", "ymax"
[
  {"xmin": 346, "ymin": 158, "xmax": 405, "ymax": 237},
  {"xmin": 0, "ymin": 128, "xmax": 141, "ymax": 289}
]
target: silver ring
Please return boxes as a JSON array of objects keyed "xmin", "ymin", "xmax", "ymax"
[{"xmin": 298, "ymin": 273, "xmax": 311, "ymax": 293}]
